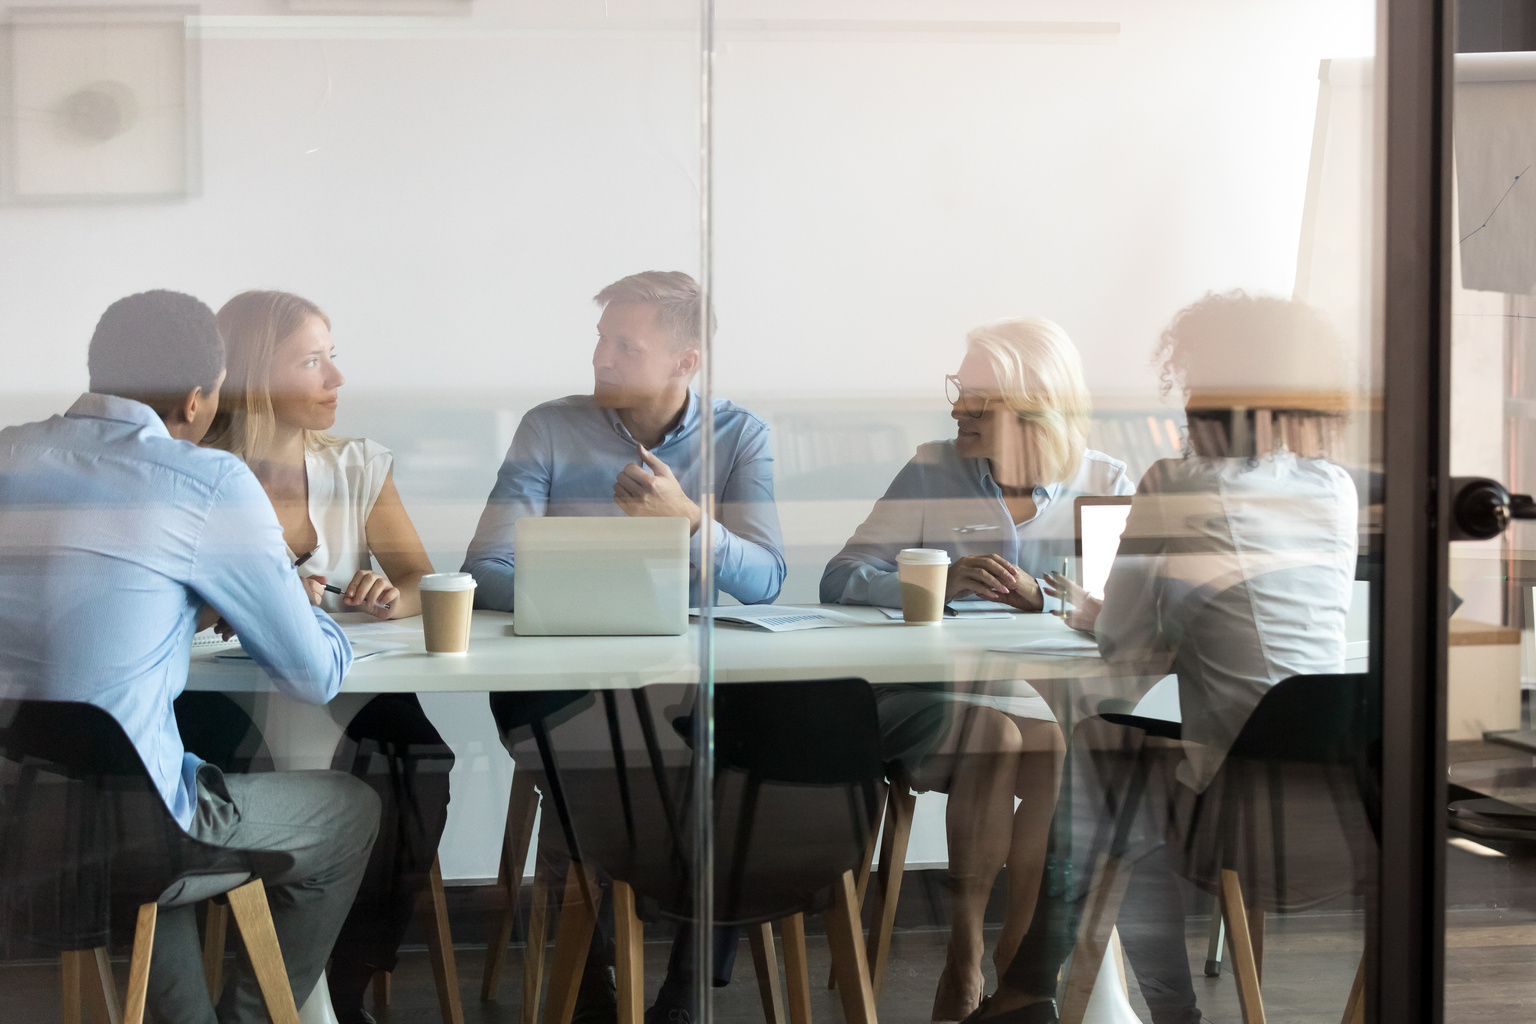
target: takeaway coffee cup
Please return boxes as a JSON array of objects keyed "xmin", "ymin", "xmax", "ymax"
[
  {"xmin": 896, "ymin": 548, "xmax": 950, "ymax": 625},
  {"xmin": 420, "ymin": 572, "xmax": 476, "ymax": 655}
]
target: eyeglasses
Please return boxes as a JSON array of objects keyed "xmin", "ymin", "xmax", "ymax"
[{"xmin": 945, "ymin": 374, "xmax": 991, "ymax": 419}]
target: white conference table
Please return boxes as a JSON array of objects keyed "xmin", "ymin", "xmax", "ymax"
[{"xmin": 186, "ymin": 606, "xmax": 1167, "ymax": 703}]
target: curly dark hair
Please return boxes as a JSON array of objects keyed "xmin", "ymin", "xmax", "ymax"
[
  {"xmin": 1152, "ymin": 289, "xmax": 1345, "ymax": 399},
  {"xmin": 1153, "ymin": 290, "xmax": 1349, "ymax": 459}
]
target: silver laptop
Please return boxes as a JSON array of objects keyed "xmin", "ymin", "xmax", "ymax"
[{"xmin": 512, "ymin": 516, "xmax": 690, "ymax": 636}]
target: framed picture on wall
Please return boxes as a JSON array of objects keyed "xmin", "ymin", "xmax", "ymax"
[{"xmin": 3, "ymin": 6, "xmax": 198, "ymax": 203}]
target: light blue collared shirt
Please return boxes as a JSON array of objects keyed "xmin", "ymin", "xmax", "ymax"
[
  {"xmin": 0, "ymin": 394, "xmax": 352, "ymax": 828},
  {"xmin": 821, "ymin": 439, "xmax": 1134, "ymax": 609},
  {"xmin": 463, "ymin": 390, "xmax": 786, "ymax": 610}
]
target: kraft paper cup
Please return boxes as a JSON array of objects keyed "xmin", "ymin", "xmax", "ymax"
[
  {"xmin": 420, "ymin": 572, "xmax": 476, "ymax": 655},
  {"xmin": 896, "ymin": 548, "xmax": 950, "ymax": 625}
]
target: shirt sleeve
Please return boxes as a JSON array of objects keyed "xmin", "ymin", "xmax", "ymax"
[
  {"xmin": 462, "ymin": 414, "xmax": 551, "ymax": 611},
  {"xmin": 703, "ymin": 419, "xmax": 786, "ymax": 605},
  {"xmin": 1095, "ymin": 465, "xmax": 1171, "ymax": 664},
  {"xmin": 820, "ymin": 456, "xmax": 927, "ymax": 608},
  {"xmin": 188, "ymin": 463, "xmax": 352, "ymax": 704}
]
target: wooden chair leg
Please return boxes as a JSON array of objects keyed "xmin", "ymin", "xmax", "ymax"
[
  {"xmin": 62, "ymin": 949, "xmax": 84, "ymax": 1024},
  {"xmin": 543, "ymin": 864, "xmax": 602, "ymax": 1024},
  {"xmin": 522, "ymin": 869, "xmax": 552, "ymax": 1024},
  {"xmin": 483, "ymin": 770, "xmax": 541, "ymax": 1001},
  {"xmin": 865, "ymin": 780, "xmax": 915, "ymax": 998},
  {"xmin": 225, "ymin": 879, "xmax": 301, "ymax": 1024},
  {"xmin": 829, "ymin": 812, "xmax": 882, "ymax": 990},
  {"xmin": 420, "ymin": 854, "xmax": 467, "ymax": 1024},
  {"xmin": 1057, "ymin": 854, "xmax": 1133, "ymax": 1024},
  {"xmin": 823, "ymin": 869, "xmax": 878, "ymax": 1024},
  {"xmin": 781, "ymin": 914, "xmax": 813, "ymax": 1024},
  {"xmin": 1220, "ymin": 869, "xmax": 1268, "ymax": 1024},
  {"xmin": 1341, "ymin": 953, "xmax": 1366, "ymax": 1024},
  {"xmin": 613, "ymin": 882, "xmax": 645, "ymax": 1024},
  {"xmin": 1204, "ymin": 898, "xmax": 1226, "ymax": 976},
  {"xmin": 123, "ymin": 903, "xmax": 158, "ymax": 1024},
  {"xmin": 202, "ymin": 900, "xmax": 229, "ymax": 1001},
  {"xmin": 373, "ymin": 970, "xmax": 391, "ymax": 1007},
  {"xmin": 1248, "ymin": 906, "xmax": 1266, "ymax": 987},
  {"xmin": 749, "ymin": 922, "xmax": 787, "ymax": 1024},
  {"xmin": 85, "ymin": 946, "xmax": 123, "ymax": 1024}
]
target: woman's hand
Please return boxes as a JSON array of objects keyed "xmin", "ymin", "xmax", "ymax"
[
  {"xmin": 947, "ymin": 555, "xmax": 1044, "ymax": 612},
  {"xmin": 196, "ymin": 604, "xmax": 238, "ymax": 641},
  {"xmin": 343, "ymin": 569, "xmax": 400, "ymax": 620},
  {"xmin": 302, "ymin": 575, "xmax": 328, "ymax": 607},
  {"xmin": 1043, "ymin": 571, "xmax": 1102, "ymax": 631}
]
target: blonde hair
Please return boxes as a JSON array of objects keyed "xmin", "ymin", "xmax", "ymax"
[
  {"xmin": 965, "ymin": 317, "xmax": 1091, "ymax": 486},
  {"xmin": 204, "ymin": 290, "xmax": 343, "ymax": 461}
]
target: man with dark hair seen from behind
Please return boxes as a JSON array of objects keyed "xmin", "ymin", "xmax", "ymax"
[{"xmin": 0, "ymin": 290, "xmax": 380, "ymax": 1024}]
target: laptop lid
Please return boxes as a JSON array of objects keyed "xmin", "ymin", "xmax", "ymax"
[
  {"xmin": 1074, "ymin": 495, "xmax": 1133, "ymax": 600},
  {"xmin": 513, "ymin": 516, "xmax": 690, "ymax": 636}
]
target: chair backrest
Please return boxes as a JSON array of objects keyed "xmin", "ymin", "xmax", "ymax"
[
  {"xmin": 0, "ymin": 699, "xmax": 257, "ymax": 954},
  {"xmin": 714, "ymin": 678, "xmax": 883, "ymax": 785},
  {"xmin": 539, "ymin": 679, "xmax": 885, "ymax": 927},
  {"xmin": 1225, "ymin": 673, "xmax": 1374, "ymax": 764}
]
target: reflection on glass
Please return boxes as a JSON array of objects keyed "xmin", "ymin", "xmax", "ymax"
[{"xmin": 0, "ymin": 5, "xmax": 1394, "ymax": 1024}]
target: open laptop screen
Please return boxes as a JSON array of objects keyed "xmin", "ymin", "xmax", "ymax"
[{"xmin": 1074, "ymin": 495, "xmax": 1133, "ymax": 600}]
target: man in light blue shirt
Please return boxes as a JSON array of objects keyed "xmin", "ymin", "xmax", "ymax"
[
  {"xmin": 0, "ymin": 291, "xmax": 379, "ymax": 1024},
  {"xmin": 463, "ymin": 270, "xmax": 785, "ymax": 610},
  {"xmin": 463, "ymin": 271, "xmax": 784, "ymax": 1024}
]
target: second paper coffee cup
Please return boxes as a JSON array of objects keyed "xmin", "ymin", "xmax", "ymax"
[
  {"xmin": 896, "ymin": 548, "xmax": 950, "ymax": 624},
  {"xmin": 420, "ymin": 572, "xmax": 476, "ymax": 655}
]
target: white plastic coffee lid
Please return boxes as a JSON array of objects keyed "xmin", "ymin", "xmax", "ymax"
[
  {"xmin": 896, "ymin": 548, "xmax": 950, "ymax": 565},
  {"xmin": 420, "ymin": 572, "xmax": 477, "ymax": 592}
]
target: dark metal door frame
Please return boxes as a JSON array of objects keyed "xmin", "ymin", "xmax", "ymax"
[{"xmin": 1379, "ymin": 0, "xmax": 1452, "ymax": 1019}]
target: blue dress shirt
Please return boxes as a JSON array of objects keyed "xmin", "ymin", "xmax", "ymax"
[
  {"xmin": 821, "ymin": 439, "xmax": 1133, "ymax": 609},
  {"xmin": 0, "ymin": 394, "xmax": 352, "ymax": 828},
  {"xmin": 463, "ymin": 390, "xmax": 786, "ymax": 609}
]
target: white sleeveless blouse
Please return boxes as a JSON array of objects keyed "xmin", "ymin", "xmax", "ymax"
[{"xmin": 284, "ymin": 438, "xmax": 393, "ymax": 613}]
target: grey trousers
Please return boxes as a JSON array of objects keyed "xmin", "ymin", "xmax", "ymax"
[{"xmin": 147, "ymin": 765, "xmax": 381, "ymax": 1024}]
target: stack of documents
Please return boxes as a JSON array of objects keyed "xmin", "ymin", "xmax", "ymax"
[
  {"xmin": 690, "ymin": 606, "xmax": 864, "ymax": 632},
  {"xmin": 990, "ymin": 635, "xmax": 1101, "ymax": 657}
]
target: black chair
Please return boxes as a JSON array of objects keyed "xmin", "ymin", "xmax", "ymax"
[
  {"xmin": 1064, "ymin": 673, "xmax": 1377, "ymax": 1024},
  {"xmin": 523, "ymin": 679, "xmax": 886, "ymax": 1024},
  {"xmin": 480, "ymin": 690, "xmax": 597, "ymax": 1021},
  {"xmin": 0, "ymin": 699, "xmax": 303, "ymax": 1024}
]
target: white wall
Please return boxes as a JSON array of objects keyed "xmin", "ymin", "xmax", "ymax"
[{"xmin": 0, "ymin": 0, "xmax": 1378, "ymax": 879}]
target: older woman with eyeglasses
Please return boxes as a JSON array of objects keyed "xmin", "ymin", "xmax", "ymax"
[{"xmin": 821, "ymin": 316, "xmax": 1132, "ymax": 1023}]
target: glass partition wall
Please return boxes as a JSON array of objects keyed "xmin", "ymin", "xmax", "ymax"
[
  {"xmin": 706, "ymin": 4, "xmax": 1384, "ymax": 1024},
  {"xmin": 0, "ymin": 1, "xmax": 1464, "ymax": 1023}
]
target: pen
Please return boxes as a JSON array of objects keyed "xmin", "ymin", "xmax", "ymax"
[{"xmin": 293, "ymin": 550, "xmax": 392, "ymax": 610}]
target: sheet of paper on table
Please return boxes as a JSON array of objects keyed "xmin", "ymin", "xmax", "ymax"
[
  {"xmin": 991, "ymin": 635, "xmax": 1101, "ymax": 657},
  {"xmin": 340, "ymin": 620, "xmax": 423, "ymax": 639},
  {"xmin": 216, "ymin": 639, "xmax": 408, "ymax": 661},
  {"xmin": 689, "ymin": 606, "xmax": 865, "ymax": 632},
  {"xmin": 876, "ymin": 606, "xmax": 1014, "ymax": 620}
]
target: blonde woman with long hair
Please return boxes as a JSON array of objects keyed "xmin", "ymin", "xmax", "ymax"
[
  {"xmin": 204, "ymin": 291, "xmax": 449, "ymax": 1024},
  {"xmin": 822, "ymin": 317, "xmax": 1133, "ymax": 1023}
]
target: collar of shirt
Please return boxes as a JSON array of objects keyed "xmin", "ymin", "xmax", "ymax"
[
  {"xmin": 65, "ymin": 393, "xmax": 172, "ymax": 439},
  {"xmin": 603, "ymin": 389, "xmax": 700, "ymax": 450},
  {"xmin": 974, "ymin": 459, "xmax": 1063, "ymax": 510}
]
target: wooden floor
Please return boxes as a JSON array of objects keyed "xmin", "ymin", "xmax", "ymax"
[{"xmin": 4, "ymin": 851, "xmax": 1535, "ymax": 1024}]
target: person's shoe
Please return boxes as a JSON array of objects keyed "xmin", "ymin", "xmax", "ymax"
[
  {"xmin": 572, "ymin": 967, "xmax": 619, "ymax": 1024},
  {"xmin": 959, "ymin": 995, "xmax": 1060, "ymax": 1024},
  {"xmin": 645, "ymin": 979, "xmax": 698, "ymax": 1024}
]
